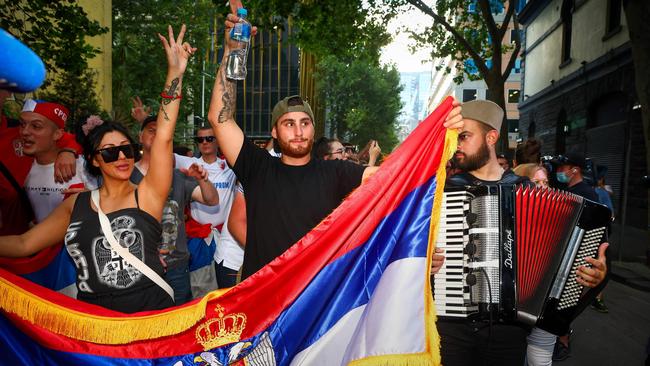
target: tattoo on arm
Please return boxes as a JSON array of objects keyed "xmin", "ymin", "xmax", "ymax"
[
  {"xmin": 162, "ymin": 78, "xmax": 180, "ymax": 106},
  {"xmin": 217, "ymin": 68, "xmax": 236, "ymax": 123},
  {"xmin": 160, "ymin": 105, "xmax": 170, "ymax": 121},
  {"xmin": 159, "ymin": 77, "xmax": 180, "ymax": 121}
]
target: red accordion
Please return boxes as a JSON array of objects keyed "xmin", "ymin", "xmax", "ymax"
[{"xmin": 433, "ymin": 184, "xmax": 610, "ymax": 335}]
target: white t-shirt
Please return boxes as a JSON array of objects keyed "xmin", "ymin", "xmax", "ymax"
[
  {"xmin": 175, "ymin": 154, "xmax": 243, "ymax": 270},
  {"xmin": 24, "ymin": 158, "xmax": 98, "ymax": 223}
]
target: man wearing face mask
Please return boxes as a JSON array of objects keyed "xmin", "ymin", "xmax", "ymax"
[
  {"xmin": 551, "ymin": 152, "xmax": 601, "ymax": 360},
  {"xmin": 554, "ymin": 152, "xmax": 598, "ymax": 202}
]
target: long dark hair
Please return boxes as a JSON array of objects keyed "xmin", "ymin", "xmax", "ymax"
[
  {"xmin": 81, "ymin": 120, "xmax": 140, "ymax": 177},
  {"xmin": 515, "ymin": 138, "xmax": 542, "ymax": 164}
]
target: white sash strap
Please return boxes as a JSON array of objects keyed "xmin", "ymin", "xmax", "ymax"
[{"xmin": 91, "ymin": 190, "xmax": 174, "ymax": 300}]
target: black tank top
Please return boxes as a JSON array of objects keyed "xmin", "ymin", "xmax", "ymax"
[{"xmin": 64, "ymin": 190, "xmax": 172, "ymax": 312}]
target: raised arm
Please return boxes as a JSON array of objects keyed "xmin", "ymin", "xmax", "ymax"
[
  {"xmin": 206, "ymin": 13, "xmax": 248, "ymax": 167},
  {"xmin": 140, "ymin": 25, "xmax": 196, "ymax": 220}
]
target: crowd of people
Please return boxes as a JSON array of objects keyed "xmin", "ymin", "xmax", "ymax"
[{"xmin": 0, "ymin": 5, "xmax": 614, "ymax": 366}]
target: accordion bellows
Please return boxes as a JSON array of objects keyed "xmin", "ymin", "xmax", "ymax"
[{"xmin": 433, "ymin": 184, "xmax": 610, "ymax": 335}]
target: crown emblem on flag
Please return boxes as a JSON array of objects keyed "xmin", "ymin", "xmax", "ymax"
[{"xmin": 195, "ymin": 304, "xmax": 247, "ymax": 350}]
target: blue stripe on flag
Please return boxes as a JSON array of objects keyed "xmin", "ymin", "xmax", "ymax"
[
  {"xmin": 268, "ymin": 175, "xmax": 437, "ymax": 365},
  {"xmin": 22, "ymin": 247, "xmax": 77, "ymax": 292},
  {"xmin": 0, "ymin": 174, "xmax": 439, "ymax": 366}
]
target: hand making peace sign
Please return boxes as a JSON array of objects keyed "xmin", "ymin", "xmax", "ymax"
[{"xmin": 157, "ymin": 24, "xmax": 197, "ymax": 75}]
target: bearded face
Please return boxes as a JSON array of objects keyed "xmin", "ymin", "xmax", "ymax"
[
  {"xmin": 453, "ymin": 137, "xmax": 491, "ymax": 172},
  {"xmin": 276, "ymin": 135, "xmax": 313, "ymax": 159},
  {"xmin": 272, "ymin": 111, "xmax": 315, "ymax": 160}
]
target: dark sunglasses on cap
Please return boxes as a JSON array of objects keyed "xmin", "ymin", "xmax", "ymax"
[
  {"xmin": 194, "ymin": 136, "xmax": 216, "ymax": 143},
  {"xmin": 95, "ymin": 144, "xmax": 139, "ymax": 163}
]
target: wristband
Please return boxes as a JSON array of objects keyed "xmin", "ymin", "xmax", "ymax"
[
  {"xmin": 58, "ymin": 148, "xmax": 78, "ymax": 159},
  {"xmin": 160, "ymin": 91, "xmax": 182, "ymax": 100}
]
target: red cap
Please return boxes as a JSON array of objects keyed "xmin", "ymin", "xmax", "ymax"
[{"xmin": 21, "ymin": 99, "xmax": 69, "ymax": 129}]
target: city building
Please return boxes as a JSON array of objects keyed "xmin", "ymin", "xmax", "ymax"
[
  {"xmin": 79, "ymin": 0, "xmax": 112, "ymax": 113},
  {"xmin": 518, "ymin": 0, "xmax": 647, "ymax": 260},
  {"xmin": 209, "ymin": 21, "xmax": 301, "ymax": 142},
  {"xmin": 427, "ymin": 1, "xmax": 524, "ymax": 149},
  {"xmin": 398, "ymin": 71, "xmax": 432, "ymax": 140},
  {"xmin": 427, "ymin": 56, "xmax": 456, "ymax": 113}
]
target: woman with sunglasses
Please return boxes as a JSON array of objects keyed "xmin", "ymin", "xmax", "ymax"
[{"xmin": 0, "ymin": 25, "xmax": 196, "ymax": 313}]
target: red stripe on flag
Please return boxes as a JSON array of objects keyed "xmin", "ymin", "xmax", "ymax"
[
  {"xmin": 0, "ymin": 97, "xmax": 455, "ymax": 358},
  {"xmin": 0, "ymin": 244, "xmax": 63, "ymax": 275}
]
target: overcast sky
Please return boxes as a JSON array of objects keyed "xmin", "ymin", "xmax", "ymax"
[{"xmin": 379, "ymin": 7, "xmax": 433, "ymax": 73}]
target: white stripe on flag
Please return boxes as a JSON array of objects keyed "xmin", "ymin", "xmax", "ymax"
[
  {"xmin": 58, "ymin": 284, "xmax": 78, "ymax": 299},
  {"xmin": 291, "ymin": 257, "xmax": 427, "ymax": 365}
]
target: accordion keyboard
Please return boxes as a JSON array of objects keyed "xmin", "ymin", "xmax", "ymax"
[
  {"xmin": 433, "ymin": 190, "xmax": 478, "ymax": 317},
  {"xmin": 556, "ymin": 226, "xmax": 606, "ymax": 309}
]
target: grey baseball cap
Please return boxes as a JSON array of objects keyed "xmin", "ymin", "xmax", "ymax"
[
  {"xmin": 462, "ymin": 100, "xmax": 504, "ymax": 131},
  {"xmin": 271, "ymin": 95, "xmax": 315, "ymax": 127}
]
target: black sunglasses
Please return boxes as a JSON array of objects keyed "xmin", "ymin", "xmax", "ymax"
[
  {"xmin": 95, "ymin": 144, "xmax": 138, "ymax": 163},
  {"xmin": 194, "ymin": 136, "xmax": 216, "ymax": 143}
]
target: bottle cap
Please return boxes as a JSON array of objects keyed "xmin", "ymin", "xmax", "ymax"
[{"xmin": 237, "ymin": 8, "xmax": 248, "ymax": 17}]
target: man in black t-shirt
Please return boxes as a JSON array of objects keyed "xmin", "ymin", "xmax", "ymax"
[
  {"xmin": 206, "ymin": 10, "xmax": 466, "ymax": 280},
  {"xmin": 432, "ymin": 100, "xmax": 609, "ymax": 366}
]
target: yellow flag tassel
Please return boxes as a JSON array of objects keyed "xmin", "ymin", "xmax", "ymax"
[
  {"xmin": 0, "ymin": 275, "xmax": 228, "ymax": 344},
  {"xmin": 350, "ymin": 128, "xmax": 457, "ymax": 366},
  {"xmin": 0, "ymin": 126, "xmax": 458, "ymax": 350}
]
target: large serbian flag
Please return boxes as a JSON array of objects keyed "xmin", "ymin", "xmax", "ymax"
[
  {"xmin": 0, "ymin": 244, "xmax": 77, "ymax": 297},
  {"xmin": 0, "ymin": 97, "xmax": 457, "ymax": 365}
]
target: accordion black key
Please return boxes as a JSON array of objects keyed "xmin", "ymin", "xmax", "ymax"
[{"xmin": 433, "ymin": 184, "xmax": 611, "ymax": 335}]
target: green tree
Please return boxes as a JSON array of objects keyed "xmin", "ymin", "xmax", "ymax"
[
  {"xmin": 316, "ymin": 56, "xmax": 402, "ymax": 151},
  {"xmin": 0, "ymin": 0, "xmax": 108, "ymax": 122},
  {"xmin": 379, "ymin": 0, "xmax": 521, "ymax": 150},
  {"xmin": 112, "ymin": 0, "xmax": 215, "ymax": 143},
  {"xmin": 242, "ymin": 0, "xmax": 391, "ymax": 64},
  {"xmin": 242, "ymin": 0, "xmax": 401, "ymax": 150},
  {"xmin": 39, "ymin": 69, "xmax": 104, "ymax": 129}
]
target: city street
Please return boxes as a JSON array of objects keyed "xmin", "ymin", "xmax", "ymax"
[{"xmin": 557, "ymin": 279, "xmax": 650, "ymax": 365}]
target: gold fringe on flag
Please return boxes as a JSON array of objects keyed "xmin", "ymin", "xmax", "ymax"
[
  {"xmin": 0, "ymin": 275, "xmax": 229, "ymax": 344},
  {"xmin": 350, "ymin": 127, "xmax": 458, "ymax": 366},
  {"xmin": 423, "ymin": 128, "xmax": 458, "ymax": 366},
  {"xmin": 0, "ymin": 117, "xmax": 459, "ymax": 350},
  {"xmin": 350, "ymin": 352, "xmax": 440, "ymax": 366}
]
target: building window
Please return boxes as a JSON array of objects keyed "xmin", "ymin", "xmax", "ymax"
[
  {"xmin": 464, "ymin": 59, "xmax": 479, "ymax": 76},
  {"xmin": 606, "ymin": 0, "xmax": 622, "ymax": 35},
  {"xmin": 560, "ymin": 0, "xmax": 574, "ymax": 65},
  {"xmin": 512, "ymin": 59, "xmax": 522, "ymax": 74},
  {"xmin": 510, "ymin": 29, "xmax": 523, "ymax": 44},
  {"xmin": 486, "ymin": 88, "xmax": 495, "ymax": 101},
  {"xmin": 508, "ymin": 89, "xmax": 520, "ymax": 103},
  {"xmin": 463, "ymin": 89, "xmax": 477, "ymax": 102},
  {"xmin": 468, "ymin": 1, "xmax": 477, "ymax": 13}
]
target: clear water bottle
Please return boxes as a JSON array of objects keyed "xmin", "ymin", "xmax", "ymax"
[{"xmin": 226, "ymin": 8, "xmax": 251, "ymax": 81}]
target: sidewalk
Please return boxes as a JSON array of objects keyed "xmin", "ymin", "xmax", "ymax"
[
  {"xmin": 611, "ymin": 261, "xmax": 650, "ymax": 292},
  {"xmin": 607, "ymin": 222, "xmax": 650, "ymax": 292},
  {"xmin": 559, "ymin": 280, "xmax": 650, "ymax": 365}
]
